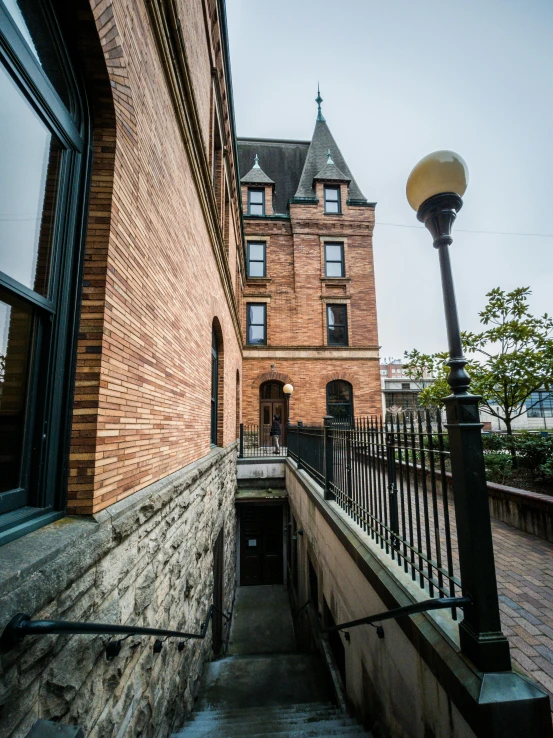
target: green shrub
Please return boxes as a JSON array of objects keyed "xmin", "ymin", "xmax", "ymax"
[
  {"xmin": 511, "ymin": 432, "xmax": 553, "ymax": 474},
  {"xmin": 484, "ymin": 452, "xmax": 513, "ymax": 484}
]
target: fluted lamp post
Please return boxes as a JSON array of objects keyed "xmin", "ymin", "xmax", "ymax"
[
  {"xmin": 406, "ymin": 152, "xmax": 511, "ymax": 672},
  {"xmin": 283, "ymin": 384, "xmax": 293, "ymax": 434}
]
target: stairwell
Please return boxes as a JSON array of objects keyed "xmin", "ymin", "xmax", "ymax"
[{"xmin": 172, "ymin": 585, "xmax": 371, "ymax": 737}]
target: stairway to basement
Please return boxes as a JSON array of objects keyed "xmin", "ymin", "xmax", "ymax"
[{"xmin": 172, "ymin": 585, "xmax": 372, "ymax": 737}]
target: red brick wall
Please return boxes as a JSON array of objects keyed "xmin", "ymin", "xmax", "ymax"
[
  {"xmin": 241, "ymin": 185, "xmax": 381, "ymax": 425},
  {"xmin": 69, "ymin": 0, "xmax": 243, "ymax": 514}
]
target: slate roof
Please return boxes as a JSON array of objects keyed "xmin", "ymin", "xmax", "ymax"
[
  {"xmin": 237, "ymin": 138, "xmax": 310, "ymax": 215},
  {"xmin": 313, "ymin": 152, "xmax": 351, "ymax": 184},
  {"xmin": 240, "ymin": 155, "xmax": 275, "ymax": 185},
  {"xmin": 294, "ymin": 118, "xmax": 367, "ymax": 202}
]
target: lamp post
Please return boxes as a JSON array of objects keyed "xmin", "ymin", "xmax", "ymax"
[
  {"xmin": 283, "ymin": 383, "xmax": 293, "ymax": 430},
  {"xmin": 406, "ymin": 151, "xmax": 511, "ymax": 672}
]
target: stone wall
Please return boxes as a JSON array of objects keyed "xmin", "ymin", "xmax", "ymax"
[{"xmin": 0, "ymin": 446, "xmax": 237, "ymax": 738}]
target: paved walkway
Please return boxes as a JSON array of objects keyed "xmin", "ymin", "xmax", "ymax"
[{"xmin": 492, "ymin": 519, "xmax": 553, "ymax": 713}]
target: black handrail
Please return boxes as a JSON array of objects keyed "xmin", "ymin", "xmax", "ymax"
[
  {"xmin": 323, "ymin": 596, "xmax": 471, "ymax": 633},
  {"xmin": 0, "ymin": 604, "xmax": 231, "ymax": 653}
]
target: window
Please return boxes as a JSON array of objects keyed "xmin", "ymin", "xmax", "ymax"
[
  {"xmin": 527, "ymin": 391, "xmax": 553, "ymax": 418},
  {"xmin": 247, "ymin": 241, "xmax": 266, "ymax": 278},
  {"xmin": 324, "ymin": 243, "xmax": 344, "ymax": 277},
  {"xmin": 327, "ymin": 305, "xmax": 348, "ymax": 346},
  {"xmin": 247, "ymin": 303, "xmax": 266, "ymax": 345},
  {"xmin": 401, "ymin": 383, "xmax": 410, "ymax": 390},
  {"xmin": 248, "ymin": 188, "xmax": 264, "ymax": 216},
  {"xmin": 326, "ymin": 381, "xmax": 353, "ymax": 421},
  {"xmin": 211, "ymin": 327, "xmax": 219, "ymax": 444},
  {"xmin": 0, "ymin": 1, "xmax": 89, "ymax": 543},
  {"xmin": 324, "ymin": 186, "xmax": 341, "ymax": 214}
]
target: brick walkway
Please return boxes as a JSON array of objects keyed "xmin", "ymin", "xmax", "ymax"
[{"xmin": 492, "ymin": 519, "xmax": 553, "ymax": 713}]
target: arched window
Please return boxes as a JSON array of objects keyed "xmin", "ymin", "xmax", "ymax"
[
  {"xmin": 0, "ymin": 1, "xmax": 89, "ymax": 542},
  {"xmin": 326, "ymin": 381, "xmax": 353, "ymax": 421},
  {"xmin": 211, "ymin": 326, "xmax": 219, "ymax": 445}
]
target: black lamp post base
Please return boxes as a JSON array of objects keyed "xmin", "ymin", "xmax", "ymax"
[{"xmin": 459, "ymin": 621, "xmax": 511, "ymax": 673}]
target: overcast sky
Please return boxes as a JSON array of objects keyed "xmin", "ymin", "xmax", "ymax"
[{"xmin": 226, "ymin": 0, "xmax": 553, "ymax": 360}]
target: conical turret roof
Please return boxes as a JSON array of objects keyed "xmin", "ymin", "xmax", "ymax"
[{"xmin": 313, "ymin": 150, "xmax": 351, "ymax": 184}]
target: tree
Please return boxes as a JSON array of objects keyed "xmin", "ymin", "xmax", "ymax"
[{"xmin": 404, "ymin": 287, "xmax": 553, "ymax": 436}]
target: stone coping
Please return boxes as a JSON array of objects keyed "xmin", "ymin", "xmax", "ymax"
[{"xmin": 0, "ymin": 443, "xmax": 237, "ymax": 622}]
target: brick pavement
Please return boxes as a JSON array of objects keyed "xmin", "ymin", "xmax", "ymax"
[{"xmin": 492, "ymin": 518, "xmax": 553, "ymax": 713}]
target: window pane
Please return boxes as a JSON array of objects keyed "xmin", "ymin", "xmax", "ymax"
[
  {"xmin": 3, "ymin": 0, "xmax": 71, "ymax": 108},
  {"xmin": 325, "ymin": 261, "xmax": 343, "ymax": 277},
  {"xmin": 0, "ymin": 65, "xmax": 61, "ymax": 295},
  {"xmin": 328, "ymin": 325, "xmax": 346, "ymax": 345},
  {"xmin": 248, "ymin": 325, "xmax": 265, "ymax": 344},
  {"xmin": 325, "ymin": 245, "xmax": 342, "ymax": 262},
  {"xmin": 325, "ymin": 188, "xmax": 339, "ymax": 202},
  {"xmin": 249, "ymin": 305, "xmax": 265, "ymax": 324},
  {"xmin": 249, "ymin": 203, "xmax": 263, "ymax": 215},
  {"xmin": 327, "ymin": 306, "xmax": 345, "ymax": 327},
  {"xmin": 249, "ymin": 261, "xmax": 264, "ymax": 277},
  {"xmin": 249, "ymin": 190, "xmax": 263, "ymax": 204},
  {"xmin": 249, "ymin": 243, "xmax": 264, "ymax": 261},
  {"xmin": 325, "ymin": 200, "xmax": 339, "ymax": 213},
  {"xmin": 0, "ymin": 295, "xmax": 33, "ymax": 493}
]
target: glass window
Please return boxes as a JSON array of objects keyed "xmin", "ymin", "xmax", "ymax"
[
  {"xmin": 327, "ymin": 304, "xmax": 348, "ymax": 346},
  {"xmin": 211, "ymin": 327, "xmax": 218, "ymax": 444},
  {"xmin": 324, "ymin": 243, "xmax": 344, "ymax": 278},
  {"xmin": 247, "ymin": 303, "xmax": 266, "ymax": 345},
  {"xmin": 0, "ymin": 0, "xmax": 88, "ymax": 540},
  {"xmin": 324, "ymin": 186, "xmax": 340, "ymax": 214},
  {"xmin": 527, "ymin": 391, "xmax": 553, "ymax": 418},
  {"xmin": 326, "ymin": 380, "xmax": 353, "ymax": 421},
  {"xmin": 0, "ymin": 64, "xmax": 62, "ymax": 295},
  {"xmin": 247, "ymin": 241, "xmax": 266, "ymax": 278},
  {"xmin": 248, "ymin": 188, "xmax": 264, "ymax": 216}
]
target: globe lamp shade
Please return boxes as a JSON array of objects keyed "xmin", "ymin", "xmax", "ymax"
[
  {"xmin": 406, "ymin": 151, "xmax": 469, "ymax": 212},
  {"xmin": 283, "ymin": 384, "xmax": 293, "ymax": 395}
]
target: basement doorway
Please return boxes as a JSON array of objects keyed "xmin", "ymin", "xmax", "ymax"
[{"xmin": 239, "ymin": 503, "xmax": 284, "ymax": 586}]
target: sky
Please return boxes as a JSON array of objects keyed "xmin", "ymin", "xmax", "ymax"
[{"xmin": 226, "ymin": 0, "xmax": 553, "ymax": 361}]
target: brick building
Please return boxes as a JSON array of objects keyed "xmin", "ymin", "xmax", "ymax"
[{"xmin": 237, "ymin": 94, "xmax": 381, "ymax": 439}]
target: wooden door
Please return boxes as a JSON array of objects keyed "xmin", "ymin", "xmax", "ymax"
[
  {"xmin": 240, "ymin": 504, "xmax": 283, "ymax": 586},
  {"xmin": 259, "ymin": 400, "xmax": 286, "ymax": 446}
]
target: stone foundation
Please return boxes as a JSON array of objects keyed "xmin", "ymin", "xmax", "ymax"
[{"xmin": 0, "ymin": 445, "xmax": 237, "ymax": 738}]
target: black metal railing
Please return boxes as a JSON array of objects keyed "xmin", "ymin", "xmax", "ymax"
[
  {"xmin": 239, "ymin": 423, "xmax": 287, "ymax": 457},
  {"xmin": 0, "ymin": 605, "xmax": 231, "ymax": 658},
  {"xmin": 287, "ymin": 423, "xmax": 324, "ymax": 486}
]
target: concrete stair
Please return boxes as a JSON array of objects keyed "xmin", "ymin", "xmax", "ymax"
[{"xmin": 172, "ymin": 700, "xmax": 371, "ymax": 737}]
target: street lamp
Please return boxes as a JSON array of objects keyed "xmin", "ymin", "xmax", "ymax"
[
  {"xmin": 406, "ymin": 151, "xmax": 511, "ymax": 672},
  {"xmin": 283, "ymin": 383, "xmax": 293, "ymax": 431}
]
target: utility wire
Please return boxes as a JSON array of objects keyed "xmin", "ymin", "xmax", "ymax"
[{"xmin": 376, "ymin": 222, "xmax": 553, "ymax": 238}]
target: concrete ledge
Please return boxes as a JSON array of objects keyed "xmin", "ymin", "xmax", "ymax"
[{"xmin": 285, "ymin": 458, "xmax": 552, "ymax": 738}]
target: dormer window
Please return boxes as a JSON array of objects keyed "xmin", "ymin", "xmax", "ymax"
[
  {"xmin": 324, "ymin": 186, "xmax": 341, "ymax": 214},
  {"xmin": 248, "ymin": 188, "xmax": 265, "ymax": 216}
]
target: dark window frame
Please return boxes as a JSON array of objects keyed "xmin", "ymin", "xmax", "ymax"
[
  {"xmin": 247, "ymin": 241, "xmax": 266, "ymax": 278},
  {"xmin": 211, "ymin": 327, "xmax": 219, "ymax": 445},
  {"xmin": 326, "ymin": 304, "xmax": 348, "ymax": 346},
  {"xmin": 324, "ymin": 242, "xmax": 345, "ymax": 278},
  {"xmin": 246, "ymin": 303, "xmax": 267, "ymax": 346},
  {"xmin": 248, "ymin": 187, "xmax": 265, "ymax": 216},
  {"xmin": 324, "ymin": 185, "xmax": 341, "ymax": 214},
  {"xmin": 0, "ymin": 1, "xmax": 91, "ymax": 545},
  {"xmin": 326, "ymin": 380, "xmax": 353, "ymax": 422}
]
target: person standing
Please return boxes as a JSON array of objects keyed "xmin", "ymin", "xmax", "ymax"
[{"xmin": 270, "ymin": 414, "xmax": 281, "ymax": 454}]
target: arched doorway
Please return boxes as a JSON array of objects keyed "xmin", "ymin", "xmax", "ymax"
[
  {"xmin": 326, "ymin": 380, "xmax": 354, "ymax": 422},
  {"xmin": 259, "ymin": 381, "xmax": 286, "ymax": 447}
]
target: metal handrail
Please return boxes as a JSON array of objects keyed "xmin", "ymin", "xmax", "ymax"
[
  {"xmin": 0, "ymin": 604, "xmax": 231, "ymax": 653},
  {"xmin": 323, "ymin": 596, "xmax": 471, "ymax": 633}
]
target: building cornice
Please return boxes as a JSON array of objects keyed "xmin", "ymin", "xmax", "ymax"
[
  {"xmin": 243, "ymin": 347, "xmax": 380, "ymax": 360},
  {"xmin": 146, "ymin": 0, "xmax": 243, "ymax": 347}
]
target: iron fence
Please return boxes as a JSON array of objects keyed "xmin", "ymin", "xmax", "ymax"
[
  {"xmin": 239, "ymin": 411, "xmax": 460, "ymax": 605},
  {"xmin": 239, "ymin": 424, "xmax": 287, "ymax": 457}
]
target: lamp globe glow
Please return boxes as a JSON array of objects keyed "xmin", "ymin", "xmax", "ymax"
[
  {"xmin": 406, "ymin": 151, "xmax": 469, "ymax": 212},
  {"xmin": 283, "ymin": 384, "xmax": 293, "ymax": 395}
]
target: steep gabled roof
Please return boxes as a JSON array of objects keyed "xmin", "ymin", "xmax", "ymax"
[
  {"xmin": 237, "ymin": 138, "xmax": 310, "ymax": 215},
  {"xmin": 240, "ymin": 154, "xmax": 275, "ymax": 185},
  {"xmin": 294, "ymin": 117, "xmax": 367, "ymax": 203}
]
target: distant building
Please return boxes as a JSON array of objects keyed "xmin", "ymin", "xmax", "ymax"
[{"xmin": 380, "ymin": 359, "xmax": 434, "ymax": 413}]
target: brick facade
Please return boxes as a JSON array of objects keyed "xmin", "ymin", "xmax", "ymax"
[{"xmin": 240, "ymin": 175, "xmax": 381, "ymax": 427}]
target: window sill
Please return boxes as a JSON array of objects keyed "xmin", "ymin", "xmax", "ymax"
[
  {"xmin": 320, "ymin": 277, "xmax": 351, "ymax": 283},
  {"xmin": 0, "ymin": 507, "xmax": 65, "ymax": 547},
  {"xmin": 323, "ymin": 212, "xmax": 343, "ymax": 216},
  {"xmin": 246, "ymin": 277, "xmax": 272, "ymax": 283}
]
